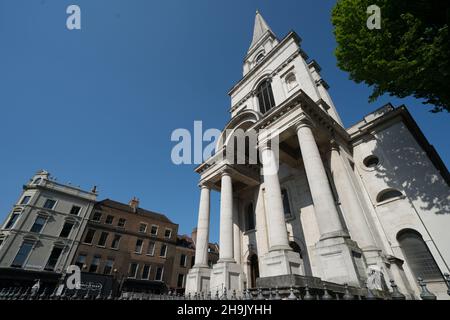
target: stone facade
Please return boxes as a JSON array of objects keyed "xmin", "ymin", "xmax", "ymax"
[
  {"xmin": 186, "ymin": 12, "xmax": 450, "ymax": 300},
  {"xmin": 0, "ymin": 170, "xmax": 97, "ymax": 288}
]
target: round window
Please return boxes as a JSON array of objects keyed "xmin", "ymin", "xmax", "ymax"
[{"xmin": 363, "ymin": 155, "xmax": 379, "ymax": 168}]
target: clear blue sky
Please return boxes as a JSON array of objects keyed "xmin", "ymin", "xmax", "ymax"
[{"xmin": 1, "ymin": 0, "xmax": 448, "ymax": 243}]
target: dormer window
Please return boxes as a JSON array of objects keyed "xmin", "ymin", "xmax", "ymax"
[{"xmin": 256, "ymin": 79, "xmax": 276, "ymax": 114}]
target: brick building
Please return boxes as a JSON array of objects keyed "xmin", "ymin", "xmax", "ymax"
[{"xmin": 72, "ymin": 198, "xmax": 179, "ymax": 295}]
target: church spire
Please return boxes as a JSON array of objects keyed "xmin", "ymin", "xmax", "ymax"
[{"xmin": 248, "ymin": 10, "xmax": 274, "ymax": 52}]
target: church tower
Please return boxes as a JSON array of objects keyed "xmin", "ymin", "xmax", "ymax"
[{"xmin": 186, "ymin": 11, "xmax": 450, "ymax": 299}]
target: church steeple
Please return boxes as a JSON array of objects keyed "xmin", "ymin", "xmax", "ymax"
[
  {"xmin": 248, "ymin": 10, "xmax": 274, "ymax": 53},
  {"xmin": 243, "ymin": 10, "xmax": 279, "ymax": 76}
]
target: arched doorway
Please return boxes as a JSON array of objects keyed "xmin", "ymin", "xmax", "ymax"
[{"xmin": 249, "ymin": 254, "xmax": 259, "ymax": 288}]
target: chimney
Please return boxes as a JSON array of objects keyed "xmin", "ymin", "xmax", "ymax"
[
  {"xmin": 191, "ymin": 227, "xmax": 198, "ymax": 245},
  {"xmin": 129, "ymin": 197, "xmax": 140, "ymax": 212}
]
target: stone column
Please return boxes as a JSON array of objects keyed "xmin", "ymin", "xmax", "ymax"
[
  {"xmin": 219, "ymin": 170, "xmax": 235, "ymax": 262},
  {"xmin": 260, "ymin": 146, "xmax": 292, "ymax": 251},
  {"xmin": 194, "ymin": 184, "xmax": 211, "ymax": 268},
  {"xmin": 295, "ymin": 121, "xmax": 348, "ymax": 240},
  {"xmin": 329, "ymin": 142, "xmax": 379, "ymax": 252}
]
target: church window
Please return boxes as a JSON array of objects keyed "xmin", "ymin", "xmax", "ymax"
[
  {"xmin": 245, "ymin": 203, "xmax": 256, "ymax": 231},
  {"xmin": 255, "ymin": 52, "xmax": 265, "ymax": 63},
  {"xmin": 376, "ymin": 189, "xmax": 403, "ymax": 203},
  {"xmin": 285, "ymin": 73, "xmax": 298, "ymax": 91},
  {"xmin": 363, "ymin": 155, "xmax": 380, "ymax": 168},
  {"xmin": 256, "ymin": 79, "xmax": 276, "ymax": 114},
  {"xmin": 397, "ymin": 230, "xmax": 442, "ymax": 281}
]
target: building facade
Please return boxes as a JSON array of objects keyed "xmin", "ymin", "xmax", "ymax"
[
  {"xmin": 72, "ymin": 198, "xmax": 179, "ymax": 295},
  {"xmin": 186, "ymin": 12, "xmax": 450, "ymax": 299},
  {"xmin": 0, "ymin": 170, "xmax": 97, "ymax": 289}
]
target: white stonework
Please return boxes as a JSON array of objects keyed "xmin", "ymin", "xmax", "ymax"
[{"xmin": 186, "ymin": 12, "xmax": 450, "ymax": 299}]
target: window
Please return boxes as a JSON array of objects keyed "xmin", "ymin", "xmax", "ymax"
[
  {"xmin": 377, "ymin": 189, "xmax": 403, "ymax": 203},
  {"xmin": 363, "ymin": 155, "xmax": 380, "ymax": 168},
  {"xmin": 155, "ymin": 267, "xmax": 164, "ymax": 281},
  {"xmin": 11, "ymin": 242, "xmax": 34, "ymax": 268},
  {"xmin": 45, "ymin": 247, "xmax": 63, "ymax": 271},
  {"xmin": 245, "ymin": 203, "xmax": 255, "ymax": 231},
  {"xmin": 83, "ymin": 229, "xmax": 96, "ymax": 244},
  {"xmin": 191, "ymin": 256, "xmax": 195, "ymax": 268},
  {"xmin": 89, "ymin": 256, "xmax": 100, "ymax": 273},
  {"xmin": 147, "ymin": 241, "xmax": 156, "ymax": 256},
  {"xmin": 103, "ymin": 259, "xmax": 114, "ymax": 275},
  {"xmin": 20, "ymin": 196, "xmax": 31, "ymax": 205},
  {"xmin": 142, "ymin": 265, "xmax": 151, "ymax": 280},
  {"xmin": 139, "ymin": 223, "xmax": 147, "ymax": 233},
  {"xmin": 135, "ymin": 239, "xmax": 143, "ymax": 254},
  {"xmin": 118, "ymin": 218, "xmax": 126, "ymax": 228},
  {"xmin": 43, "ymin": 199, "xmax": 57, "ymax": 210},
  {"xmin": 33, "ymin": 178, "xmax": 42, "ymax": 185},
  {"xmin": 128, "ymin": 263, "xmax": 138, "ymax": 278},
  {"xmin": 160, "ymin": 244, "xmax": 167, "ymax": 257},
  {"xmin": 59, "ymin": 222, "xmax": 74, "ymax": 238},
  {"xmin": 97, "ymin": 232, "xmax": 109, "ymax": 247},
  {"xmin": 180, "ymin": 254, "xmax": 187, "ymax": 267},
  {"xmin": 256, "ymin": 79, "xmax": 276, "ymax": 114},
  {"xmin": 75, "ymin": 254, "xmax": 87, "ymax": 269},
  {"xmin": 282, "ymin": 189, "xmax": 292, "ymax": 217},
  {"xmin": 30, "ymin": 216, "xmax": 46, "ymax": 233},
  {"xmin": 177, "ymin": 274, "xmax": 185, "ymax": 288},
  {"xmin": 111, "ymin": 235, "xmax": 121, "ymax": 249},
  {"xmin": 105, "ymin": 215, "xmax": 114, "ymax": 225},
  {"xmin": 255, "ymin": 52, "xmax": 265, "ymax": 63},
  {"xmin": 164, "ymin": 229, "xmax": 172, "ymax": 239},
  {"xmin": 92, "ymin": 212, "xmax": 102, "ymax": 222},
  {"xmin": 150, "ymin": 225, "xmax": 158, "ymax": 236},
  {"xmin": 5, "ymin": 212, "xmax": 20, "ymax": 229},
  {"xmin": 285, "ymin": 73, "xmax": 298, "ymax": 91},
  {"xmin": 397, "ymin": 230, "xmax": 442, "ymax": 281},
  {"xmin": 70, "ymin": 206, "xmax": 81, "ymax": 216}
]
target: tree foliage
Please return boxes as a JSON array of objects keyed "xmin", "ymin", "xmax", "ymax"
[{"xmin": 332, "ymin": 0, "xmax": 450, "ymax": 113}]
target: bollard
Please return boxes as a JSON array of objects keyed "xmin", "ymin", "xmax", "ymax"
[
  {"xmin": 321, "ymin": 284, "xmax": 333, "ymax": 301},
  {"xmin": 417, "ymin": 277, "xmax": 437, "ymax": 300},
  {"xmin": 343, "ymin": 283, "xmax": 354, "ymax": 300},
  {"xmin": 389, "ymin": 280, "xmax": 406, "ymax": 300}
]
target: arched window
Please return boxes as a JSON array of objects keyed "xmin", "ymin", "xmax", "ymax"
[
  {"xmin": 397, "ymin": 230, "xmax": 442, "ymax": 281},
  {"xmin": 376, "ymin": 189, "xmax": 403, "ymax": 203},
  {"xmin": 285, "ymin": 73, "xmax": 298, "ymax": 91},
  {"xmin": 281, "ymin": 189, "xmax": 292, "ymax": 217},
  {"xmin": 256, "ymin": 79, "xmax": 276, "ymax": 114},
  {"xmin": 245, "ymin": 203, "xmax": 255, "ymax": 231},
  {"xmin": 255, "ymin": 53, "xmax": 265, "ymax": 63}
]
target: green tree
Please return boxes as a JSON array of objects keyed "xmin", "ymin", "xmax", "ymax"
[{"xmin": 332, "ymin": 0, "xmax": 450, "ymax": 113}]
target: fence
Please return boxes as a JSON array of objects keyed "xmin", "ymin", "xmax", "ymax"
[{"xmin": 0, "ymin": 274, "xmax": 449, "ymax": 301}]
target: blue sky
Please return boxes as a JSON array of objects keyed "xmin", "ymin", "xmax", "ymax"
[{"xmin": 0, "ymin": 0, "xmax": 448, "ymax": 243}]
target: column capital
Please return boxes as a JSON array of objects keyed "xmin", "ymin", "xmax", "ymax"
[
  {"xmin": 293, "ymin": 118, "xmax": 314, "ymax": 132},
  {"xmin": 220, "ymin": 167, "xmax": 233, "ymax": 177},
  {"xmin": 198, "ymin": 181, "xmax": 212, "ymax": 189},
  {"xmin": 329, "ymin": 139, "xmax": 341, "ymax": 152}
]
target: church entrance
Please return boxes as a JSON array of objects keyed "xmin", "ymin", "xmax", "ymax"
[{"xmin": 249, "ymin": 254, "xmax": 259, "ymax": 288}]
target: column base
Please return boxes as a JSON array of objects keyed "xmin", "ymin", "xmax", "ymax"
[
  {"xmin": 314, "ymin": 237, "xmax": 365, "ymax": 287},
  {"xmin": 185, "ymin": 266, "xmax": 212, "ymax": 294},
  {"xmin": 209, "ymin": 261, "xmax": 245, "ymax": 296},
  {"xmin": 259, "ymin": 249, "xmax": 303, "ymax": 278}
]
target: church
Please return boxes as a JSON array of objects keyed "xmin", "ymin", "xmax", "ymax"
[{"xmin": 185, "ymin": 12, "xmax": 450, "ymax": 299}]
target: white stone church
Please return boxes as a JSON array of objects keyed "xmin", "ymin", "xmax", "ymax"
[{"xmin": 186, "ymin": 12, "xmax": 450, "ymax": 299}]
